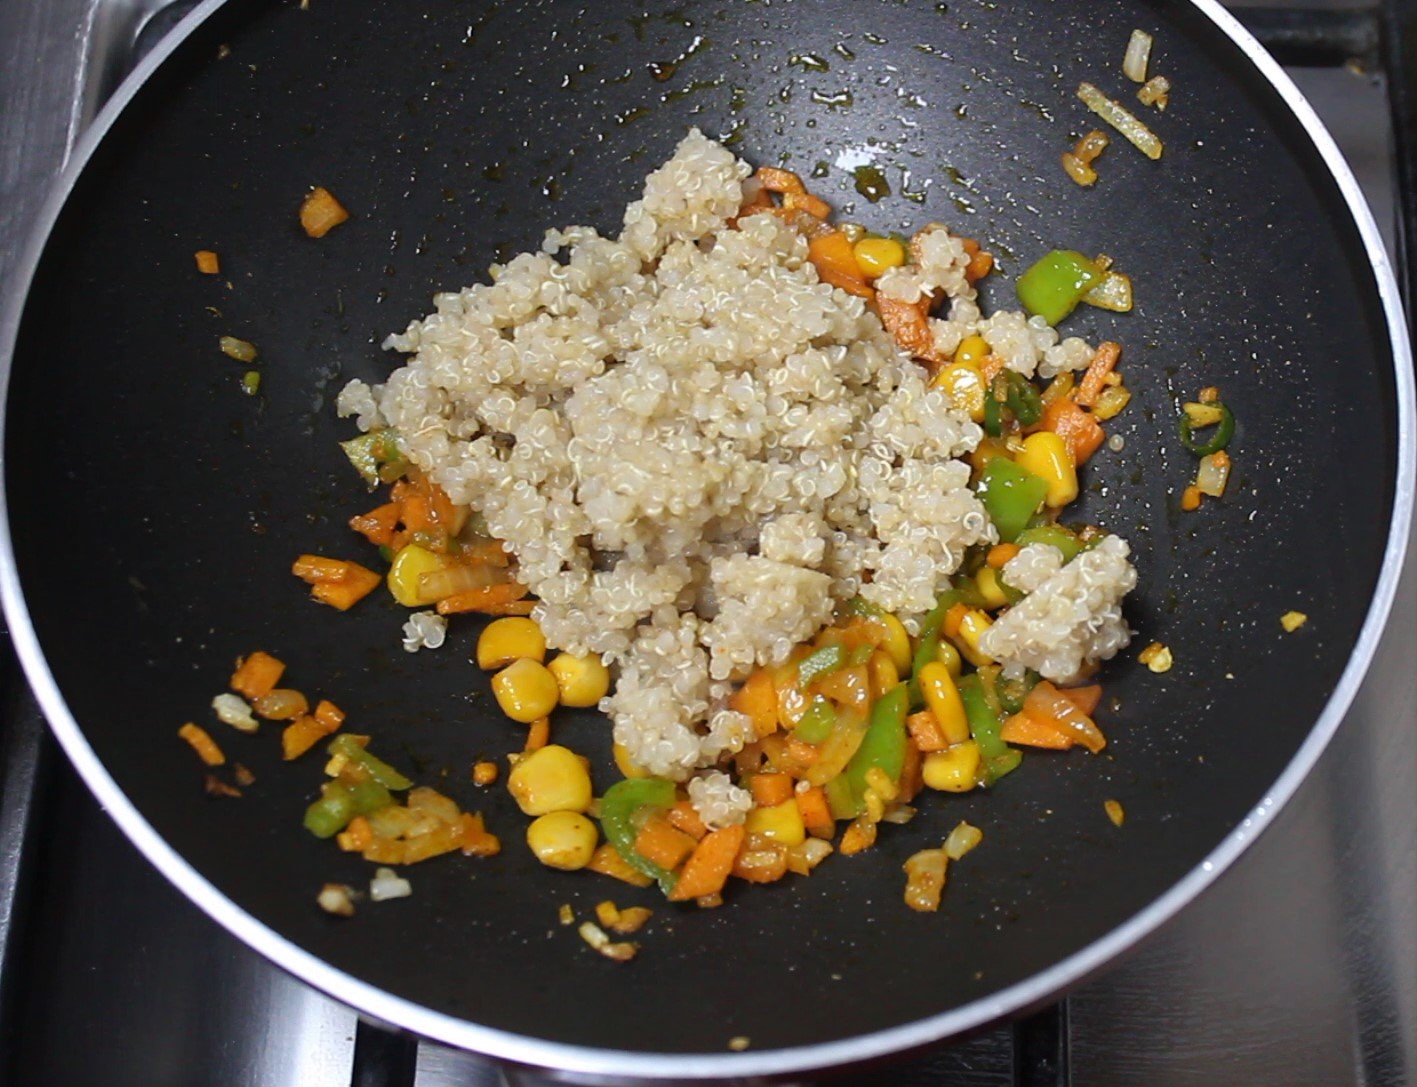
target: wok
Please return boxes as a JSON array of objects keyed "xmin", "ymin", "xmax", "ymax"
[{"xmin": 1, "ymin": 0, "xmax": 1412, "ymax": 1078}]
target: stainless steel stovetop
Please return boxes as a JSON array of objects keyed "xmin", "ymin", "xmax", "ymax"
[{"xmin": 0, "ymin": 2, "xmax": 1413, "ymax": 1084}]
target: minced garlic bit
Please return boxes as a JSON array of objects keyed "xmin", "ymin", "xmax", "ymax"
[
  {"xmin": 558, "ymin": 903, "xmax": 575, "ymax": 926},
  {"xmin": 317, "ymin": 883, "xmax": 357, "ymax": 917},
  {"xmin": 728, "ymin": 1036, "xmax": 751, "ymax": 1052},
  {"xmin": 1280, "ymin": 610, "xmax": 1309, "ymax": 633},
  {"xmin": 1104, "ymin": 799, "xmax": 1126, "ymax": 827},
  {"xmin": 578, "ymin": 921, "xmax": 638, "ymax": 962},
  {"xmin": 1138, "ymin": 641, "xmax": 1173, "ymax": 673}
]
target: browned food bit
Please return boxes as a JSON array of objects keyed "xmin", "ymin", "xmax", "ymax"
[
  {"xmin": 578, "ymin": 921, "xmax": 638, "ymax": 962},
  {"xmin": 232, "ymin": 763, "xmax": 256, "ymax": 787},
  {"xmin": 472, "ymin": 760, "xmax": 499, "ymax": 785},
  {"xmin": 203, "ymin": 774, "xmax": 242, "ymax": 798},
  {"xmin": 194, "ymin": 249, "xmax": 221, "ymax": 274},
  {"xmin": 300, "ymin": 186, "xmax": 350, "ymax": 238},
  {"xmin": 178, "ymin": 722, "xmax": 226, "ymax": 766},
  {"xmin": 1104, "ymin": 799, "xmax": 1126, "ymax": 827}
]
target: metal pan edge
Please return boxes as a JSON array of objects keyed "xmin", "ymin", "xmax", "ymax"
[{"xmin": 0, "ymin": 0, "xmax": 1411, "ymax": 1078}]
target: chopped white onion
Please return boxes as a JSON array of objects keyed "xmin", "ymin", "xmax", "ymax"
[
  {"xmin": 1196, "ymin": 452, "xmax": 1231, "ymax": 498},
  {"xmin": 944, "ymin": 821, "xmax": 984, "ymax": 860},
  {"xmin": 1078, "ymin": 82, "xmax": 1164, "ymax": 160},
  {"xmin": 317, "ymin": 883, "xmax": 356, "ymax": 917},
  {"xmin": 369, "ymin": 867, "xmax": 413, "ymax": 902},
  {"xmin": 1123, "ymin": 29, "xmax": 1153, "ymax": 83},
  {"xmin": 1084, "ymin": 271, "xmax": 1134, "ymax": 312},
  {"xmin": 211, "ymin": 692, "xmax": 258, "ymax": 733}
]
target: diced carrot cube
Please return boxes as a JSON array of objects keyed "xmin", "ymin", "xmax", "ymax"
[
  {"xmin": 999, "ymin": 712, "xmax": 1074, "ymax": 750},
  {"xmin": 349, "ymin": 503, "xmax": 401, "ymax": 547},
  {"xmin": 906, "ymin": 709, "xmax": 950, "ymax": 753},
  {"xmin": 667, "ymin": 825, "xmax": 746, "ymax": 901},
  {"xmin": 1040, "ymin": 397, "xmax": 1106, "ymax": 465},
  {"xmin": 587, "ymin": 844, "xmax": 654, "ymax": 887},
  {"xmin": 300, "ymin": 186, "xmax": 350, "ymax": 238},
  {"xmin": 749, "ymin": 772, "xmax": 795, "ymax": 808},
  {"xmin": 230, "ymin": 651, "xmax": 285, "ymax": 700},
  {"xmin": 633, "ymin": 812, "xmax": 698, "ymax": 870},
  {"xmin": 729, "ymin": 669, "xmax": 779, "ymax": 738},
  {"xmin": 795, "ymin": 786, "xmax": 835, "ymax": 838},
  {"xmin": 666, "ymin": 800, "xmax": 708, "ymax": 840},
  {"xmin": 194, "ymin": 250, "xmax": 220, "ymax": 275}
]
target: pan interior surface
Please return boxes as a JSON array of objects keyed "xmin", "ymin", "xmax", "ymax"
[{"xmin": 4, "ymin": 0, "xmax": 1401, "ymax": 1062}]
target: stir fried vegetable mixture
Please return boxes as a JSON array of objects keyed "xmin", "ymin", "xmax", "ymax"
[{"xmin": 286, "ymin": 159, "xmax": 1133, "ymax": 917}]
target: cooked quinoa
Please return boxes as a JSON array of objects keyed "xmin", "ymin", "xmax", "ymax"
[{"xmin": 338, "ymin": 129, "xmax": 1135, "ymax": 780}]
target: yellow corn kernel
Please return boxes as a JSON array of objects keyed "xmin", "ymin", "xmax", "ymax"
[
  {"xmin": 869, "ymin": 612, "xmax": 912, "ymax": 672},
  {"xmin": 955, "ymin": 609, "xmax": 995, "ymax": 667},
  {"xmin": 917, "ymin": 661, "xmax": 970, "ymax": 745},
  {"xmin": 852, "ymin": 236, "xmax": 907, "ymax": 279},
  {"xmin": 386, "ymin": 544, "xmax": 447, "ymax": 607},
  {"xmin": 546, "ymin": 652, "xmax": 611, "ymax": 708},
  {"xmin": 935, "ymin": 638, "xmax": 962, "ymax": 677},
  {"xmin": 507, "ymin": 743, "xmax": 592, "ymax": 815},
  {"xmin": 744, "ymin": 799, "xmax": 807, "ymax": 848},
  {"xmin": 612, "ymin": 741, "xmax": 650, "ymax": 779},
  {"xmin": 476, "ymin": 616, "xmax": 547, "ymax": 669},
  {"xmin": 525, "ymin": 810, "xmax": 599, "ymax": 870},
  {"xmin": 974, "ymin": 566, "xmax": 1010, "ymax": 610},
  {"xmin": 922, "ymin": 740, "xmax": 981, "ymax": 792},
  {"xmin": 1016, "ymin": 431, "xmax": 1079, "ymax": 508},
  {"xmin": 491, "ymin": 658, "xmax": 560, "ymax": 723},
  {"xmin": 867, "ymin": 650, "xmax": 900, "ymax": 699},
  {"xmin": 954, "ymin": 334, "xmax": 990, "ymax": 369},
  {"xmin": 933, "ymin": 362, "xmax": 987, "ymax": 423}
]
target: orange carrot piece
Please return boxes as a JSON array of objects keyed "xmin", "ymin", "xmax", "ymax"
[
  {"xmin": 314, "ymin": 699, "xmax": 345, "ymax": 731},
  {"xmin": 434, "ymin": 581, "xmax": 529, "ymax": 615},
  {"xmin": 667, "ymin": 824, "xmax": 746, "ymax": 901},
  {"xmin": 667, "ymin": 800, "xmax": 709, "ymax": 840},
  {"xmin": 876, "ymin": 295, "xmax": 934, "ymax": 359},
  {"xmin": 732, "ymin": 843, "xmax": 789, "ymax": 883},
  {"xmin": 459, "ymin": 539, "xmax": 512, "ymax": 567},
  {"xmin": 523, "ymin": 716, "xmax": 551, "ymax": 752},
  {"xmin": 460, "ymin": 812, "xmax": 502, "ymax": 856},
  {"xmin": 1074, "ymin": 341, "xmax": 1122, "ymax": 408},
  {"xmin": 979, "ymin": 353, "xmax": 1006, "ymax": 383},
  {"xmin": 1181, "ymin": 485, "xmax": 1203, "ymax": 511},
  {"xmin": 1040, "ymin": 396, "xmax": 1106, "ymax": 465},
  {"xmin": 1023, "ymin": 681, "xmax": 1107, "ymax": 754},
  {"xmin": 633, "ymin": 814, "xmax": 699, "ymax": 871},
  {"xmin": 480, "ymin": 599, "xmax": 537, "ymax": 616},
  {"xmin": 749, "ymin": 772, "xmax": 795, "ymax": 808},
  {"xmin": 999, "ymin": 712, "xmax": 1074, "ymax": 750},
  {"xmin": 906, "ymin": 709, "xmax": 950, "ymax": 753},
  {"xmin": 349, "ymin": 503, "xmax": 402, "ymax": 547},
  {"xmin": 281, "ymin": 714, "xmax": 334, "ymax": 760},
  {"xmin": 178, "ymin": 722, "xmax": 226, "ymax": 766},
  {"xmin": 755, "ymin": 165, "xmax": 806, "ymax": 194},
  {"xmin": 336, "ymin": 815, "xmax": 374, "ymax": 852},
  {"xmin": 587, "ymin": 843, "xmax": 655, "ymax": 887},
  {"xmin": 293, "ymin": 553, "xmax": 358, "ymax": 583},
  {"xmin": 1059, "ymin": 684, "xmax": 1103, "ymax": 716},
  {"xmin": 987, "ymin": 543, "xmax": 1021, "ymax": 569},
  {"xmin": 808, "ymin": 232, "xmax": 874, "ymax": 299},
  {"xmin": 783, "ymin": 191, "xmax": 831, "ymax": 219},
  {"xmin": 942, "ymin": 603, "xmax": 970, "ymax": 639},
  {"xmin": 300, "ymin": 186, "xmax": 350, "ymax": 238},
  {"xmin": 898, "ymin": 739, "xmax": 924, "ymax": 803},
  {"xmin": 966, "ymin": 249, "xmax": 994, "ymax": 283},
  {"xmin": 230, "ymin": 651, "xmax": 285, "ymax": 701},
  {"xmin": 194, "ymin": 250, "xmax": 221, "ymax": 275},
  {"xmin": 795, "ymin": 785, "xmax": 835, "ymax": 838},
  {"xmin": 728, "ymin": 669, "xmax": 779, "ymax": 738},
  {"xmin": 310, "ymin": 564, "xmax": 381, "ymax": 611}
]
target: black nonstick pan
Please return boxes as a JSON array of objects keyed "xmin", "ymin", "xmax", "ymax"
[{"xmin": 2, "ymin": 0, "xmax": 1412, "ymax": 1078}]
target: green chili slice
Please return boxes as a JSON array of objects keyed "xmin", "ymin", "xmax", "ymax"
[
  {"xmin": 1178, "ymin": 401, "xmax": 1235, "ymax": 456},
  {"xmin": 599, "ymin": 778, "xmax": 679, "ymax": 895}
]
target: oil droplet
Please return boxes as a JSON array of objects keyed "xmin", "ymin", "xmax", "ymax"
[
  {"xmin": 914, "ymin": 42, "xmax": 951, "ymax": 58},
  {"xmin": 833, "ymin": 42, "xmax": 856, "ymax": 61},
  {"xmin": 853, "ymin": 165, "xmax": 890, "ymax": 202},
  {"xmin": 542, "ymin": 178, "xmax": 562, "ymax": 201},
  {"xmin": 788, "ymin": 53, "xmax": 830, "ymax": 72},
  {"xmin": 616, "ymin": 105, "xmax": 651, "ymax": 126},
  {"xmin": 810, "ymin": 160, "xmax": 830, "ymax": 179},
  {"xmin": 810, "ymin": 88, "xmax": 854, "ymax": 109},
  {"xmin": 648, "ymin": 60, "xmax": 678, "ymax": 81},
  {"xmin": 482, "ymin": 162, "xmax": 504, "ymax": 182},
  {"xmin": 863, "ymin": 32, "xmax": 887, "ymax": 45},
  {"xmin": 730, "ymin": 85, "xmax": 747, "ymax": 111}
]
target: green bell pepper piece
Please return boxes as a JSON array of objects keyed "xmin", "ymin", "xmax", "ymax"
[
  {"xmin": 793, "ymin": 695, "xmax": 837, "ymax": 744},
  {"xmin": 339, "ymin": 427, "xmax": 407, "ymax": 486},
  {"xmin": 1017, "ymin": 250, "xmax": 1104, "ymax": 325},
  {"xmin": 798, "ymin": 643, "xmax": 847, "ymax": 687},
  {"xmin": 976, "ymin": 458, "xmax": 1049, "ymax": 543},
  {"xmin": 599, "ymin": 778, "xmax": 678, "ymax": 895},
  {"xmin": 327, "ymin": 734, "xmax": 414, "ymax": 791},
  {"xmin": 1013, "ymin": 523, "xmax": 1084, "ymax": 563},
  {"xmin": 958, "ymin": 674, "xmax": 1023, "ymax": 785},
  {"xmin": 828, "ymin": 684, "xmax": 909, "ymax": 819}
]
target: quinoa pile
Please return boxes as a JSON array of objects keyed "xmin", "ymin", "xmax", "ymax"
[{"xmin": 338, "ymin": 129, "xmax": 1135, "ymax": 789}]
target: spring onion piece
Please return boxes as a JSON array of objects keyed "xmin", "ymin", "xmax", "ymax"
[
  {"xmin": 1178, "ymin": 400, "xmax": 1235, "ymax": 455},
  {"xmin": 1123, "ymin": 29, "xmax": 1153, "ymax": 83},
  {"xmin": 1078, "ymin": 82, "xmax": 1164, "ymax": 160},
  {"xmin": 1017, "ymin": 250, "xmax": 1105, "ymax": 325}
]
